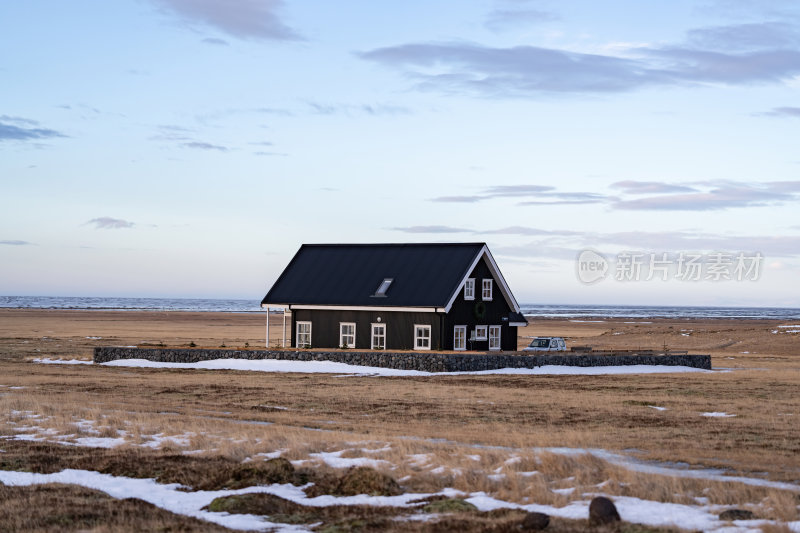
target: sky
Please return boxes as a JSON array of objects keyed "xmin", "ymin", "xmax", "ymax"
[{"xmin": 2, "ymin": 0, "xmax": 800, "ymax": 306}]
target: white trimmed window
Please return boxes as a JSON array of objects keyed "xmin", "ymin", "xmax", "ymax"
[
  {"xmin": 339, "ymin": 322, "xmax": 356, "ymax": 348},
  {"xmin": 482, "ymin": 279, "xmax": 493, "ymax": 300},
  {"xmin": 453, "ymin": 325, "xmax": 466, "ymax": 351},
  {"xmin": 371, "ymin": 323, "xmax": 386, "ymax": 350},
  {"xmin": 296, "ymin": 321, "xmax": 312, "ymax": 348},
  {"xmin": 414, "ymin": 324, "xmax": 431, "ymax": 350},
  {"xmin": 474, "ymin": 325, "xmax": 487, "ymax": 341},
  {"xmin": 464, "ymin": 278, "xmax": 475, "ymax": 300},
  {"xmin": 488, "ymin": 325, "xmax": 501, "ymax": 351}
]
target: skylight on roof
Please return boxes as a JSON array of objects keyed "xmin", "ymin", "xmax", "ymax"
[{"xmin": 374, "ymin": 278, "xmax": 393, "ymax": 297}]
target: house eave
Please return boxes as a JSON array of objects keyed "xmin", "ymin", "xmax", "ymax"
[{"xmin": 283, "ymin": 304, "xmax": 445, "ymax": 313}]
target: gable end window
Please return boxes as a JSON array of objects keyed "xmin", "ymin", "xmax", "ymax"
[
  {"xmin": 339, "ymin": 322, "xmax": 356, "ymax": 348},
  {"xmin": 464, "ymin": 278, "xmax": 475, "ymax": 300},
  {"xmin": 414, "ymin": 324, "xmax": 431, "ymax": 350},
  {"xmin": 482, "ymin": 279, "xmax": 493, "ymax": 301},
  {"xmin": 296, "ymin": 321, "xmax": 312, "ymax": 348}
]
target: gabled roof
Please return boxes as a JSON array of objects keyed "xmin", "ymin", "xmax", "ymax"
[{"xmin": 261, "ymin": 243, "xmax": 521, "ymax": 313}]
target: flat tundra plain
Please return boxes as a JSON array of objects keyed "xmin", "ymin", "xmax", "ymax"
[{"xmin": 0, "ymin": 309, "xmax": 799, "ymax": 532}]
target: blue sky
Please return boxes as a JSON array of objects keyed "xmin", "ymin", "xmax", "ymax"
[{"xmin": 2, "ymin": 0, "xmax": 800, "ymax": 306}]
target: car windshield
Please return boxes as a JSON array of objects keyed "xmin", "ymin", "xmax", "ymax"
[{"xmin": 528, "ymin": 338, "xmax": 550, "ymax": 348}]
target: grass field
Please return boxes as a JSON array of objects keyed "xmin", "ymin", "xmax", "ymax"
[{"xmin": 1, "ymin": 309, "xmax": 799, "ymax": 532}]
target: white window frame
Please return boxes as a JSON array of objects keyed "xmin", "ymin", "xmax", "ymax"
[
  {"xmin": 474, "ymin": 325, "xmax": 487, "ymax": 341},
  {"xmin": 339, "ymin": 322, "xmax": 356, "ymax": 348},
  {"xmin": 482, "ymin": 279, "xmax": 493, "ymax": 301},
  {"xmin": 464, "ymin": 278, "xmax": 475, "ymax": 300},
  {"xmin": 371, "ymin": 322, "xmax": 386, "ymax": 350},
  {"xmin": 453, "ymin": 325, "xmax": 466, "ymax": 351},
  {"xmin": 488, "ymin": 325, "xmax": 501, "ymax": 351},
  {"xmin": 296, "ymin": 321, "xmax": 312, "ymax": 349},
  {"xmin": 414, "ymin": 324, "xmax": 432, "ymax": 351}
]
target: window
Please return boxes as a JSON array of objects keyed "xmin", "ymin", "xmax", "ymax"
[
  {"xmin": 339, "ymin": 322, "xmax": 356, "ymax": 348},
  {"xmin": 482, "ymin": 279, "xmax": 493, "ymax": 301},
  {"xmin": 453, "ymin": 325, "xmax": 466, "ymax": 350},
  {"xmin": 473, "ymin": 325, "xmax": 487, "ymax": 341},
  {"xmin": 374, "ymin": 278, "xmax": 393, "ymax": 297},
  {"xmin": 489, "ymin": 325, "xmax": 501, "ymax": 351},
  {"xmin": 464, "ymin": 278, "xmax": 475, "ymax": 300},
  {"xmin": 414, "ymin": 324, "xmax": 431, "ymax": 350},
  {"xmin": 371, "ymin": 323, "xmax": 386, "ymax": 350},
  {"xmin": 296, "ymin": 321, "xmax": 312, "ymax": 348}
]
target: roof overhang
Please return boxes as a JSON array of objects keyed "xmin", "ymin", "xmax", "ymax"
[{"xmin": 261, "ymin": 303, "xmax": 445, "ymax": 313}]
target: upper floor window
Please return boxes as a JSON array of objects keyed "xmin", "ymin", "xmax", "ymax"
[
  {"xmin": 464, "ymin": 278, "xmax": 475, "ymax": 300},
  {"xmin": 482, "ymin": 279, "xmax": 493, "ymax": 301}
]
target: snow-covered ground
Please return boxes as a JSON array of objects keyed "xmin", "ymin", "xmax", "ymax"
[
  {"xmin": 33, "ymin": 357, "xmax": 712, "ymax": 376},
  {"xmin": 0, "ymin": 468, "xmax": 797, "ymax": 532}
]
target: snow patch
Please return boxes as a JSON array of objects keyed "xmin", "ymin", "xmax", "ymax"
[
  {"xmin": 702, "ymin": 412, "xmax": 736, "ymax": 418},
  {"xmin": 96, "ymin": 358, "xmax": 711, "ymax": 376}
]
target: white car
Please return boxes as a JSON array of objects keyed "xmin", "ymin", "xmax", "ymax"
[{"xmin": 523, "ymin": 336, "xmax": 567, "ymax": 352}]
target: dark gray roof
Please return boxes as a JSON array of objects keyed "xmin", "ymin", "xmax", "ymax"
[{"xmin": 262, "ymin": 243, "xmax": 486, "ymax": 307}]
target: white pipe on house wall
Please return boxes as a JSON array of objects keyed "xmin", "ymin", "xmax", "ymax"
[
  {"xmin": 282, "ymin": 310, "xmax": 286, "ymax": 348},
  {"xmin": 265, "ymin": 309, "xmax": 270, "ymax": 349}
]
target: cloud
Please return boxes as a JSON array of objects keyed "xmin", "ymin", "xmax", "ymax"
[
  {"xmin": 611, "ymin": 180, "xmax": 800, "ymax": 211},
  {"xmin": 483, "ymin": 226, "xmax": 581, "ymax": 237},
  {"xmin": 485, "ymin": 8, "xmax": 557, "ymax": 32},
  {"xmin": 758, "ymin": 106, "xmax": 800, "ymax": 117},
  {"xmin": 391, "ymin": 225, "xmax": 473, "ymax": 233},
  {"xmin": 0, "ymin": 240, "xmax": 34, "ymax": 245},
  {"xmin": 182, "ymin": 141, "xmax": 228, "ymax": 151},
  {"xmin": 0, "ymin": 116, "xmax": 65, "ymax": 142},
  {"xmin": 430, "ymin": 184, "xmax": 609, "ymax": 205},
  {"xmin": 151, "ymin": 0, "xmax": 301, "ymax": 41},
  {"xmin": 201, "ymin": 37, "xmax": 229, "ymax": 46},
  {"xmin": 86, "ymin": 217, "xmax": 135, "ymax": 229},
  {"xmin": 611, "ymin": 180, "xmax": 699, "ymax": 194},
  {"xmin": 360, "ymin": 43, "xmax": 663, "ymax": 96},
  {"xmin": 360, "ymin": 19, "xmax": 800, "ymax": 97},
  {"xmin": 687, "ymin": 22, "xmax": 800, "ymax": 51},
  {"xmin": 306, "ymin": 102, "xmax": 411, "ymax": 116}
]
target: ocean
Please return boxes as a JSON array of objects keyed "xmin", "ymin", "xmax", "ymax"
[{"xmin": 2, "ymin": 296, "xmax": 799, "ymax": 320}]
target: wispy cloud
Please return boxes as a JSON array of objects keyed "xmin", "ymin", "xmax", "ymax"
[
  {"xmin": 611, "ymin": 180, "xmax": 800, "ymax": 211},
  {"xmin": 201, "ymin": 37, "xmax": 229, "ymax": 46},
  {"xmin": 611, "ymin": 180, "xmax": 699, "ymax": 194},
  {"xmin": 182, "ymin": 141, "xmax": 228, "ymax": 151},
  {"xmin": 0, "ymin": 116, "xmax": 66, "ymax": 142},
  {"xmin": 431, "ymin": 184, "xmax": 609, "ymax": 205},
  {"xmin": 429, "ymin": 180, "xmax": 800, "ymax": 211},
  {"xmin": 360, "ymin": 19, "xmax": 800, "ymax": 97},
  {"xmin": 757, "ymin": 106, "xmax": 800, "ymax": 117},
  {"xmin": 151, "ymin": 0, "xmax": 301, "ymax": 41},
  {"xmin": 306, "ymin": 102, "xmax": 411, "ymax": 116},
  {"xmin": 485, "ymin": 8, "xmax": 557, "ymax": 32},
  {"xmin": 391, "ymin": 225, "xmax": 472, "ymax": 234},
  {"xmin": 687, "ymin": 21, "xmax": 800, "ymax": 51},
  {"xmin": 0, "ymin": 240, "xmax": 34, "ymax": 245},
  {"xmin": 86, "ymin": 217, "xmax": 135, "ymax": 229}
]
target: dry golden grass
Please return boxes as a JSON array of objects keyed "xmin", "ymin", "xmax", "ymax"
[{"xmin": 1, "ymin": 309, "xmax": 799, "ymax": 531}]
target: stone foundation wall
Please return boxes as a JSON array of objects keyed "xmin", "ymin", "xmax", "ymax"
[{"xmin": 94, "ymin": 347, "xmax": 711, "ymax": 372}]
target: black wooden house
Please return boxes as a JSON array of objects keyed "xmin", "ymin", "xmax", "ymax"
[{"xmin": 261, "ymin": 243, "xmax": 527, "ymax": 351}]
